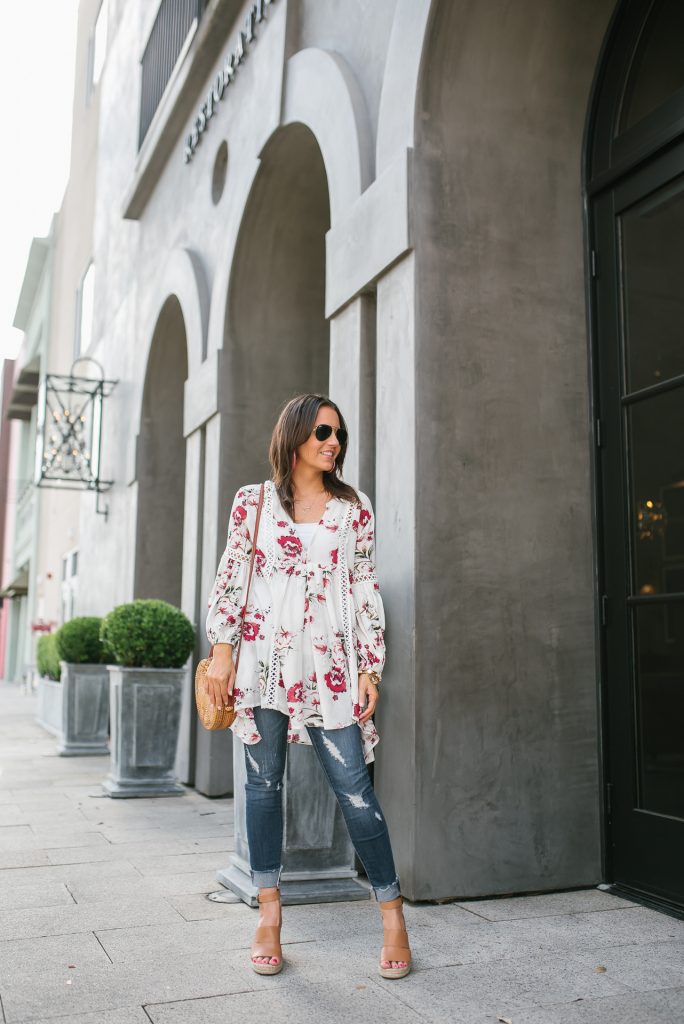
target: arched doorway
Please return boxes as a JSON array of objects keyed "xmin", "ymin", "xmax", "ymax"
[
  {"xmin": 217, "ymin": 121, "xmax": 365, "ymax": 901},
  {"xmin": 134, "ymin": 296, "xmax": 188, "ymax": 605},
  {"xmin": 588, "ymin": 0, "xmax": 684, "ymax": 914},
  {"xmin": 221, "ymin": 122, "xmax": 330, "ymax": 499}
]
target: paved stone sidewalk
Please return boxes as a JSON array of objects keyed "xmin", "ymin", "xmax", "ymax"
[{"xmin": 0, "ymin": 681, "xmax": 683, "ymax": 1024}]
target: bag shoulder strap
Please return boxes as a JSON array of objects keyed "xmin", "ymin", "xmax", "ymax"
[{"xmin": 233, "ymin": 481, "xmax": 265, "ymax": 672}]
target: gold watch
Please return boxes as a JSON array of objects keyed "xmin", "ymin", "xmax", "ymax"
[{"xmin": 367, "ymin": 671, "xmax": 381, "ymax": 688}]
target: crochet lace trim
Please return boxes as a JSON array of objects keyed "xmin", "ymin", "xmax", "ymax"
[
  {"xmin": 337, "ymin": 501, "xmax": 355, "ymax": 664},
  {"xmin": 351, "ymin": 571, "xmax": 377, "ymax": 585}
]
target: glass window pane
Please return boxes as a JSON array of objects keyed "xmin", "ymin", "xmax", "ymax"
[
  {"xmin": 621, "ymin": 178, "xmax": 684, "ymax": 392},
  {"xmin": 633, "ymin": 603, "xmax": 684, "ymax": 819},
  {"xmin": 628, "ymin": 388, "xmax": 684, "ymax": 596},
  {"xmin": 620, "ymin": 0, "xmax": 684, "ymax": 132}
]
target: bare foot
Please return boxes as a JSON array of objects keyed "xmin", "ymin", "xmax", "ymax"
[{"xmin": 252, "ymin": 887, "xmax": 281, "ymax": 968}]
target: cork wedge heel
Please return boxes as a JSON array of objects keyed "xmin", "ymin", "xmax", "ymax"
[
  {"xmin": 250, "ymin": 888, "xmax": 283, "ymax": 975},
  {"xmin": 378, "ymin": 895, "xmax": 412, "ymax": 979}
]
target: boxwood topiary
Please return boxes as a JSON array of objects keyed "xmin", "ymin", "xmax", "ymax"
[
  {"xmin": 100, "ymin": 599, "xmax": 195, "ymax": 669},
  {"xmin": 37, "ymin": 633, "xmax": 61, "ymax": 681},
  {"xmin": 55, "ymin": 616, "xmax": 113, "ymax": 664}
]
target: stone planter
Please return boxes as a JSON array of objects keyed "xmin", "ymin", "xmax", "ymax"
[
  {"xmin": 36, "ymin": 677, "xmax": 63, "ymax": 737},
  {"xmin": 57, "ymin": 661, "xmax": 110, "ymax": 756},
  {"xmin": 102, "ymin": 665, "xmax": 186, "ymax": 798}
]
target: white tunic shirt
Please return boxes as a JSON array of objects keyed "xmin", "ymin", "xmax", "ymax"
[{"xmin": 206, "ymin": 480, "xmax": 386, "ymax": 763}]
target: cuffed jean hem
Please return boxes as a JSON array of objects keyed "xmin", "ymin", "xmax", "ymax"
[
  {"xmin": 372, "ymin": 876, "xmax": 402, "ymax": 902},
  {"xmin": 251, "ymin": 865, "xmax": 283, "ymax": 889}
]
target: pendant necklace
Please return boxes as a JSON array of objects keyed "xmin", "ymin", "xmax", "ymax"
[{"xmin": 294, "ymin": 489, "xmax": 326, "ymax": 513}]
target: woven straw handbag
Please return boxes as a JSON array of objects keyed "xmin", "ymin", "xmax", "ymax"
[{"xmin": 195, "ymin": 482, "xmax": 265, "ymax": 731}]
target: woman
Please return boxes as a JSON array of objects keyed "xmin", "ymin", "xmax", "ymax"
[{"xmin": 205, "ymin": 394, "xmax": 411, "ymax": 979}]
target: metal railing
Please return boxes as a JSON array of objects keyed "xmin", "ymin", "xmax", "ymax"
[{"xmin": 139, "ymin": 0, "xmax": 207, "ymax": 149}]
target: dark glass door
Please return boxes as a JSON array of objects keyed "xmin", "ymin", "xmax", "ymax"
[{"xmin": 594, "ymin": 139, "xmax": 684, "ymax": 912}]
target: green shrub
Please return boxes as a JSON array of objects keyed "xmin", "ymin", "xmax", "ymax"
[
  {"xmin": 37, "ymin": 634, "xmax": 61, "ymax": 681},
  {"xmin": 55, "ymin": 616, "xmax": 113, "ymax": 664},
  {"xmin": 100, "ymin": 599, "xmax": 195, "ymax": 668}
]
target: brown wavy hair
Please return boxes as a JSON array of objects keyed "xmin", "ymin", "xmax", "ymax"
[{"xmin": 269, "ymin": 394, "xmax": 359, "ymax": 518}]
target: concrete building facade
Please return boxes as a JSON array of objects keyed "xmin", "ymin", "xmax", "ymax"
[
  {"xmin": 19, "ymin": 0, "xmax": 683, "ymax": 911},
  {"xmin": 2, "ymin": 230, "xmax": 56, "ymax": 684},
  {"xmin": 1, "ymin": 0, "xmax": 104, "ymax": 683}
]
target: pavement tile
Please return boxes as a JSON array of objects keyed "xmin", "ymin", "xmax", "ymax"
[
  {"xmin": 364, "ymin": 948, "xmax": 634, "ymax": 1022},
  {"xmin": 0, "ymin": 807, "xmax": 30, "ymax": 827},
  {"xmin": 44, "ymin": 836, "xmax": 233, "ymax": 866},
  {"xmin": 24, "ymin": 1010, "xmax": 150, "ymax": 1024},
  {"xmin": 499, "ymin": 986, "xmax": 684, "ymax": 1024},
  {"xmin": 570, "ymin": 939, "xmax": 684, "ymax": 993},
  {"xmin": 0, "ymin": 895, "xmax": 182, "ymax": 941},
  {"xmin": 0, "ymin": 832, "xmax": 109, "ymax": 853},
  {"xmin": 0, "ymin": 860, "xmax": 143, "ymax": 896},
  {"xmin": 0, "ymin": 930, "xmax": 111, "ymax": 984},
  {"xmin": 144, "ymin": 974, "xmax": 422, "ymax": 1024},
  {"xmin": 1, "ymin": 684, "xmax": 682, "ymax": 1024},
  {"xmin": 0, "ymin": 882, "xmax": 74, "ymax": 913},
  {"xmin": 93, "ymin": 907, "xmax": 327, "ymax": 964},
  {"xmin": 0, "ymin": 827, "xmax": 35, "ymax": 842},
  {"xmin": 167, "ymin": 893, "xmax": 244, "ymax": 921},
  {"xmin": 11, "ymin": 793, "xmax": 75, "ymax": 810},
  {"xmin": 68, "ymin": 872, "xmax": 225, "ymax": 903},
  {"xmin": 0, "ymin": 850, "xmax": 52, "ymax": 869},
  {"xmin": 576, "ymin": 906, "xmax": 684, "ymax": 946},
  {"xmin": 127, "ymin": 851, "xmax": 235, "ymax": 877},
  {"xmin": 456, "ymin": 888, "xmax": 637, "ymax": 920},
  {"xmin": 13, "ymin": 819, "xmax": 100, "ymax": 836},
  {"xmin": 0, "ymin": 948, "xmax": 257, "ymax": 1022}
]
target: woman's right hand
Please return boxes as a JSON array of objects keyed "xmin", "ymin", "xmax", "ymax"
[{"xmin": 205, "ymin": 643, "xmax": 236, "ymax": 709}]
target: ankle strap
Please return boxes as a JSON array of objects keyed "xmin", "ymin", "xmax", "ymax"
[{"xmin": 257, "ymin": 888, "xmax": 281, "ymax": 903}]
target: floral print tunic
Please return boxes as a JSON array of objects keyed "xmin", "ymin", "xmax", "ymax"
[{"xmin": 205, "ymin": 480, "xmax": 386, "ymax": 763}]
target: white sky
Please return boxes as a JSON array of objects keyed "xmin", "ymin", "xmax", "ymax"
[{"xmin": 0, "ymin": 0, "xmax": 80, "ymax": 362}]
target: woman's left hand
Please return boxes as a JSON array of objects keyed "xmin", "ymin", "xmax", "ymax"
[{"xmin": 358, "ymin": 672, "xmax": 379, "ymax": 723}]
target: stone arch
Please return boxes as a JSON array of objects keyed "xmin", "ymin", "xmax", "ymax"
[
  {"xmin": 375, "ymin": 0, "xmax": 434, "ymax": 173},
  {"xmin": 282, "ymin": 47, "xmax": 373, "ymax": 219},
  {"xmin": 133, "ymin": 248, "xmax": 208, "ymax": 439},
  {"xmin": 133, "ymin": 295, "xmax": 188, "ymax": 606},
  {"xmin": 128, "ymin": 247, "xmax": 208, "ymax": 482},
  {"xmin": 219, "ymin": 121, "xmax": 331, "ymax": 499},
  {"xmin": 206, "ymin": 47, "xmax": 372, "ymax": 360}
]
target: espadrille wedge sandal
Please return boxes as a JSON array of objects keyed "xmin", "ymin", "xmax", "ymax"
[
  {"xmin": 250, "ymin": 888, "xmax": 283, "ymax": 975},
  {"xmin": 378, "ymin": 895, "xmax": 412, "ymax": 979}
]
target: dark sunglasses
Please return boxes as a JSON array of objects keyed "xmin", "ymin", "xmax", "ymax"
[{"xmin": 314, "ymin": 424, "xmax": 348, "ymax": 445}]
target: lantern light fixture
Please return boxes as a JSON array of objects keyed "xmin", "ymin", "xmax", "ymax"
[{"xmin": 34, "ymin": 357, "xmax": 118, "ymax": 521}]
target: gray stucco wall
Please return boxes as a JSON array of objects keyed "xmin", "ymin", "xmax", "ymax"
[
  {"xmin": 401, "ymin": 0, "xmax": 616, "ymax": 899},
  {"xmin": 65, "ymin": 0, "xmax": 623, "ymax": 893}
]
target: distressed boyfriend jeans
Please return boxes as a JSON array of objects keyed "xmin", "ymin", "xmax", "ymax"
[{"xmin": 244, "ymin": 706, "xmax": 401, "ymax": 901}]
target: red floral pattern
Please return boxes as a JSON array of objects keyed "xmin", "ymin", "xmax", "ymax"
[{"xmin": 206, "ymin": 482, "xmax": 384, "ymax": 763}]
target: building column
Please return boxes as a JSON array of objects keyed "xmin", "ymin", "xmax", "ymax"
[
  {"xmin": 329, "ymin": 296, "xmax": 376, "ymax": 499},
  {"xmin": 193, "ymin": 412, "xmax": 234, "ymax": 797},
  {"xmin": 175, "ymin": 427, "xmax": 204, "ymax": 785},
  {"xmin": 373, "ymin": 252, "xmax": 418, "ymax": 898}
]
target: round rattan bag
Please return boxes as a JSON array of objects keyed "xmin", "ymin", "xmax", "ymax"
[{"xmin": 195, "ymin": 657, "xmax": 236, "ymax": 731}]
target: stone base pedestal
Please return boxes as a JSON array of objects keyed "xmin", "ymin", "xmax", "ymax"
[
  {"xmin": 228, "ymin": 736, "xmax": 373, "ymax": 907},
  {"xmin": 216, "ymin": 853, "xmax": 371, "ymax": 907},
  {"xmin": 101, "ymin": 776, "xmax": 186, "ymax": 798}
]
